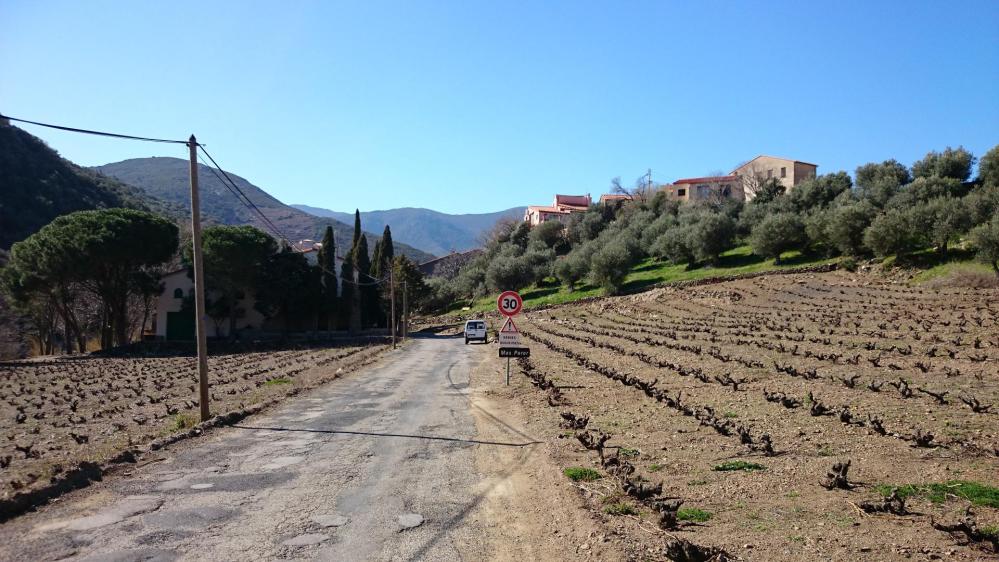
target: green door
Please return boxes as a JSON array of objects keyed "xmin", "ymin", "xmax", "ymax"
[{"xmin": 166, "ymin": 310, "xmax": 195, "ymax": 340}]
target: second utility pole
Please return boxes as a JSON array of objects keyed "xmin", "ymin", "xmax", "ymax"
[{"xmin": 188, "ymin": 136, "xmax": 211, "ymax": 422}]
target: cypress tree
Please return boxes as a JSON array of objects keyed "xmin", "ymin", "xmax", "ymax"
[
  {"xmin": 316, "ymin": 226, "xmax": 337, "ymax": 330},
  {"xmin": 338, "ymin": 250, "xmax": 357, "ymax": 331},
  {"xmin": 371, "ymin": 239, "xmax": 383, "ymax": 280},
  {"xmin": 380, "ymin": 225, "xmax": 395, "ymax": 271},
  {"xmin": 354, "ymin": 235, "xmax": 376, "ymax": 328},
  {"xmin": 352, "ymin": 209, "xmax": 362, "ymax": 248}
]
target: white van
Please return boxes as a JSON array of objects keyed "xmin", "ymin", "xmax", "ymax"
[{"xmin": 464, "ymin": 320, "xmax": 488, "ymax": 344}]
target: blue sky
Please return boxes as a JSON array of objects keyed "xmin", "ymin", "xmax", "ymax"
[{"xmin": 3, "ymin": 1, "xmax": 997, "ymax": 214}]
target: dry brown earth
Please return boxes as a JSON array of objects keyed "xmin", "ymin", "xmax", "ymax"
[{"xmin": 484, "ymin": 270, "xmax": 998, "ymax": 560}]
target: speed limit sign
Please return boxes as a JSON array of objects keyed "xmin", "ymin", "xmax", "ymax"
[{"xmin": 497, "ymin": 291, "xmax": 523, "ymax": 317}]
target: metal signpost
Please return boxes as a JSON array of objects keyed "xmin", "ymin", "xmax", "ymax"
[{"xmin": 497, "ymin": 290, "xmax": 529, "ymax": 385}]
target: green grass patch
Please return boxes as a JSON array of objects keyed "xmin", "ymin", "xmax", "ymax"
[
  {"xmin": 648, "ymin": 463, "xmax": 664, "ymax": 472},
  {"xmin": 713, "ymin": 460, "xmax": 766, "ymax": 472},
  {"xmin": 687, "ymin": 478, "xmax": 708, "ymax": 486},
  {"xmin": 264, "ymin": 377, "xmax": 292, "ymax": 386},
  {"xmin": 722, "ymin": 411, "xmax": 738, "ymax": 419},
  {"xmin": 874, "ymin": 480, "xmax": 999, "ymax": 508},
  {"xmin": 457, "ymin": 245, "xmax": 837, "ymax": 314},
  {"xmin": 677, "ymin": 507, "xmax": 713, "ymax": 522},
  {"xmin": 603, "ymin": 502, "xmax": 638, "ymax": 516},
  {"xmin": 564, "ymin": 467, "xmax": 602, "ymax": 482},
  {"xmin": 170, "ymin": 413, "xmax": 198, "ymax": 431},
  {"xmin": 618, "ymin": 447, "xmax": 641, "ymax": 458}
]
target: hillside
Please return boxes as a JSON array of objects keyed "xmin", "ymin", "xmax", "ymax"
[
  {"xmin": 292, "ymin": 204, "xmax": 526, "ymax": 256},
  {"xmin": 95, "ymin": 158, "xmax": 435, "ymax": 263},
  {"xmin": 0, "ymin": 123, "xmax": 175, "ymax": 249}
]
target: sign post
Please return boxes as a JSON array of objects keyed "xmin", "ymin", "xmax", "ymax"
[{"xmin": 496, "ymin": 291, "xmax": 528, "ymax": 385}]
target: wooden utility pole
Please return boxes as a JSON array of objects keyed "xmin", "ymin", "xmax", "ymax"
[
  {"xmin": 188, "ymin": 136, "xmax": 211, "ymax": 422},
  {"xmin": 389, "ymin": 267, "xmax": 396, "ymax": 348},
  {"xmin": 402, "ymin": 281, "xmax": 408, "ymax": 341}
]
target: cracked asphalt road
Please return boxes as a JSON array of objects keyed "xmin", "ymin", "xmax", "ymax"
[{"xmin": 1, "ymin": 334, "xmax": 537, "ymax": 562}]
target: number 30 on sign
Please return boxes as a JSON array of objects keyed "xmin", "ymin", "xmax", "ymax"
[{"xmin": 497, "ymin": 291, "xmax": 523, "ymax": 316}]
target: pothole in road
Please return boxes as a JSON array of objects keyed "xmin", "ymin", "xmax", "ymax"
[
  {"xmin": 260, "ymin": 456, "xmax": 305, "ymax": 470},
  {"xmin": 397, "ymin": 513, "xmax": 424, "ymax": 531}
]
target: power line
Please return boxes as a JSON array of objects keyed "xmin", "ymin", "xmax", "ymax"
[
  {"xmin": 196, "ymin": 146, "xmax": 388, "ymax": 286},
  {"xmin": 0, "ymin": 113, "xmax": 192, "ymax": 145}
]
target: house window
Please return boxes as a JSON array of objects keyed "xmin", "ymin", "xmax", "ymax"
[
  {"xmin": 780, "ymin": 167, "xmax": 786, "ymax": 178},
  {"xmin": 677, "ymin": 188, "xmax": 686, "ymax": 197},
  {"xmin": 722, "ymin": 186, "xmax": 731, "ymax": 197},
  {"xmin": 173, "ymin": 288, "xmax": 183, "ymax": 298},
  {"xmin": 767, "ymin": 169, "xmax": 773, "ymax": 178}
]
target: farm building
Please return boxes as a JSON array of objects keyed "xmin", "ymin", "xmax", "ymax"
[
  {"xmin": 732, "ymin": 155, "xmax": 818, "ymax": 200},
  {"xmin": 524, "ymin": 194, "xmax": 592, "ymax": 225}
]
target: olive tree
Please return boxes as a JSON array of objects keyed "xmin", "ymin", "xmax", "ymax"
[
  {"xmin": 969, "ymin": 215, "xmax": 999, "ymax": 277},
  {"xmin": 912, "ymin": 146, "xmax": 975, "ymax": 182},
  {"xmin": 750, "ymin": 213, "xmax": 807, "ymax": 264}
]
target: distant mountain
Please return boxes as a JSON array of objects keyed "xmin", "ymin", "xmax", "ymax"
[
  {"xmin": 292, "ymin": 205, "xmax": 526, "ymax": 256},
  {"xmin": 0, "ymin": 123, "xmax": 176, "ymax": 249},
  {"xmin": 95, "ymin": 158, "xmax": 435, "ymax": 263}
]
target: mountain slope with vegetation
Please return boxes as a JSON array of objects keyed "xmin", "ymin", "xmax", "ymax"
[
  {"xmin": 0, "ymin": 124, "xmax": 178, "ymax": 249},
  {"xmin": 95, "ymin": 158, "xmax": 435, "ymax": 262},
  {"xmin": 292, "ymin": 204, "xmax": 526, "ymax": 256}
]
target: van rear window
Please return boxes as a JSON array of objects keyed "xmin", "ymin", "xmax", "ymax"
[{"xmin": 468, "ymin": 322, "xmax": 483, "ymax": 329}]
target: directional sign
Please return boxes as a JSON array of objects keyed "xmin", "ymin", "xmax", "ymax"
[
  {"xmin": 499, "ymin": 347, "xmax": 531, "ymax": 358},
  {"xmin": 497, "ymin": 291, "xmax": 523, "ymax": 317},
  {"xmin": 498, "ymin": 317, "xmax": 520, "ymax": 346}
]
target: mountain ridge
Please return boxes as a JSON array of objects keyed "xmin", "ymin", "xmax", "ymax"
[
  {"xmin": 94, "ymin": 157, "xmax": 435, "ymax": 263},
  {"xmin": 291, "ymin": 204, "xmax": 526, "ymax": 256}
]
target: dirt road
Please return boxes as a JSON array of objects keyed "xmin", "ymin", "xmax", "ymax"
[{"xmin": 0, "ymin": 334, "xmax": 598, "ymax": 562}]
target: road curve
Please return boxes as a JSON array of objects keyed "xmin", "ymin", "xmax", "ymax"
[{"xmin": 0, "ymin": 334, "xmax": 533, "ymax": 562}]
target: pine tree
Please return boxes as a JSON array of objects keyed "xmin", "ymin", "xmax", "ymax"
[{"xmin": 316, "ymin": 226, "xmax": 337, "ymax": 330}]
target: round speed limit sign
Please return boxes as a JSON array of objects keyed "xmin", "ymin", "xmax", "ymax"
[{"xmin": 497, "ymin": 291, "xmax": 523, "ymax": 317}]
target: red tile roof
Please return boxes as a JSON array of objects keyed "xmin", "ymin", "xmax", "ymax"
[
  {"xmin": 555, "ymin": 194, "xmax": 591, "ymax": 207},
  {"xmin": 672, "ymin": 175, "xmax": 739, "ymax": 185}
]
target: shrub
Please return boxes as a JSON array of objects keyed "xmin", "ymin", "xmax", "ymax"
[
  {"xmin": 677, "ymin": 507, "xmax": 713, "ymax": 522},
  {"xmin": 713, "ymin": 460, "xmax": 766, "ymax": 472},
  {"xmin": 749, "ymin": 212, "xmax": 807, "ymax": 264},
  {"xmin": 564, "ymin": 467, "xmax": 602, "ymax": 481},
  {"xmin": 603, "ymin": 503, "xmax": 638, "ymax": 516}
]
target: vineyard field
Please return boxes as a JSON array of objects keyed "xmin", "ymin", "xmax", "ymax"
[{"xmin": 510, "ymin": 271, "xmax": 999, "ymax": 560}]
